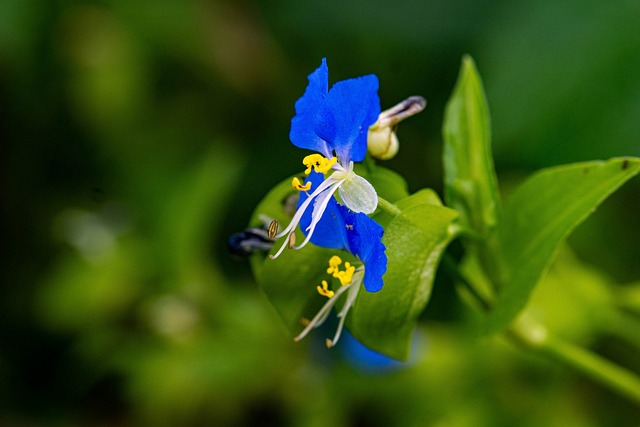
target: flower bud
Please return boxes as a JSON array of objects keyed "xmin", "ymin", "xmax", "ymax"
[
  {"xmin": 367, "ymin": 96, "xmax": 426, "ymax": 160},
  {"xmin": 368, "ymin": 124, "xmax": 399, "ymax": 160}
]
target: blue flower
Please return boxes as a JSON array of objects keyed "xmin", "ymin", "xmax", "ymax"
[
  {"xmin": 268, "ymin": 59, "xmax": 388, "ymax": 348},
  {"xmin": 272, "ymin": 59, "xmax": 382, "ymax": 259},
  {"xmin": 291, "ymin": 170, "xmax": 387, "ymax": 347}
]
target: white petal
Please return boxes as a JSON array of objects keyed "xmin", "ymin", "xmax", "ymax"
[{"xmin": 338, "ymin": 174, "xmax": 378, "ymax": 214}]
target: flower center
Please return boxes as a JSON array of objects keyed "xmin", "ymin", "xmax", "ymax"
[
  {"xmin": 270, "ymin": 155, "xmax": 375, "ymax": 260},
  {"xmin": 329, "ymin": 161, "xmax": 352, "ymax": 182}
]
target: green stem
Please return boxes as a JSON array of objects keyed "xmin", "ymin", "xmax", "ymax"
[
  {"xmin": 377, "ymin": 197, "xmax": 401, "ymax": 216},
  {"xmin": 445, "ymin": 258, "xmax": 640, "ymax": 405},
  {"xmin": 545, "ymin": 338, "xmax": 640, "ymax": 404},
  {"xmin": 442, "ymin": 255, "xmax": 493, "ymax": 311},
  {"xmin": 601, "ymin": 310, "xmax": 640, "ymax": 353},
  {"xmin": 507, "ymin": 315, "xmax": 640, "ymax": 405}
]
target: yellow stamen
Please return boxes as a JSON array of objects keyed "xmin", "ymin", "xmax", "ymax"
[
  {"xmin": 327, "ymin": 255, "xmax": 342, "ymax": 275},
  {"xmin": 324, "ymin": 256, "xmax": 355, "ymax": 286},
  {"xmin": 294, "ymin": 267, "xmax": 363, "ymax": 346},
  {"xmin": 303, "ymin": 154, "xmax": 338, "ymax": 175},
  {"xmin": 292, "ymin": 177, "xmax": 311, "ymax": 191},
  {"xmin": 317, "ymin": 280, "xmax": 335, "ymax": 298},
  {"xmin": 336, "ymin": 262, "xmax": 355, "ymax": 286}
]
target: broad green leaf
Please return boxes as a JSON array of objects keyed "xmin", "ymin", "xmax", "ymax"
[
  {"xmin": 250, "ymin": 165, "xmax": 409, "ymax": 332},
  {"xmin": 442, "ymin": 55, "xmax": 500, "ymax": 239},
  {"xmin": 396, "ymin": 188, "xmax": 443, "ymax": 210},
  {"xmin": 249, "ymin": 177, "xmax": 335, "ymax": 332},
  {"xmin": 374, "ymin": 189, "xmax": 443, "ymax": 227},
  {"xmin": 347, "ymin": 193, "xmax": 459, "ymax": 361},
  {"xmin": 484, "ymin": 157, "xmax": 640, "ymax": 333},
  {"xmin": 257, "ymin": 236, "xmax": 339, "ymax": 332},
  {"xmin": 356, "ymin": 161, "xmax": 410, "ymax": 203}
]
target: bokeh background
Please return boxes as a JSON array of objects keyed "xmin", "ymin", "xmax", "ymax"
[{"xmin": 2, "ymin": 0, "xmax": 640, "ymax": 425}]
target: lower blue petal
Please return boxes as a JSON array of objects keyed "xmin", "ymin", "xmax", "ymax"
[
  {"xmin": 341, "ymin": 330, "xmax": 404, "ymax": 372},
  {"xmin": 339, "ymin": 206, "xmax": 387, "ymax": 292}
]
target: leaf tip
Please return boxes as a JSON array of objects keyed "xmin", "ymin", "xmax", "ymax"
[{"xmin": 461, "ymin": 54, "xmax": 478, "ymax": 73}]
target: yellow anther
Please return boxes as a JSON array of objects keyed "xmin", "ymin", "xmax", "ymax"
[
  {"xmin": 336, "ymin": 262, "xmax": 355, "ymax": 286},
  {"xmin": 303, "ymin": 154, "xmax": 338, "ymax": 175},
  {"xmin": 329, "ymin": 255, "xmax": 342, "ymax": 265},
  {"xmin": 292, "ymin": 177, "xmax": 311, "ymax": 191},
  {"xmin": 325, "ymin": 256, "xmax": 355, "ymax": 286},
  {"xmin": 327, "ymin": 255, "xmax": 342, "ymax": 275},
  {"xmin": 317, "ymin": 280, "xmax": 335, "ymax": 298}
]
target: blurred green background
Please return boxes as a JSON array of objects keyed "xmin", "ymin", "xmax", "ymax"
[{"xmin": 2, "ymin": 0, "xmax": 640, "ymax": 425}]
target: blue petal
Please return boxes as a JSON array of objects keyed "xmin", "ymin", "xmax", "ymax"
[
  {"xmin": 340, "ymin": 207, "xmax": 387, "ymax": 292},
  {"xmin": 315, "ymin": 75, "xmax": 381, "ymax": 164},
  {"xmin": 341, "ymin": 330, "xmax": 404, "ymax": 373},
  {"xmin": 297, "ymin": 171, "xmax": 347, "ymax": 249},
  {"xmin": 289, "ymin": 59, "xmax": 332, "ymax": 158},
  {"xmin": 297, "ymin": 172, "xmax": 387, "ymax": 293}
]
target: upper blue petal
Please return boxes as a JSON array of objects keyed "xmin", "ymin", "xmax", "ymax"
[
  {"xmin": 290, "ymin": 59, "xmax": 381, "ymax": 164},
  {"xmin": 315, "ymin": 75, "xmax": 381, "ymax": 164},
  {"xmin": 289, "ymin": 59, "xmax": 332, "ymax": 158}
]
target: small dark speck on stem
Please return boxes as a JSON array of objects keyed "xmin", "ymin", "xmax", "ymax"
[{"xmin": 622, "ymin": 159, "xmax": 629, "ymax": 170}]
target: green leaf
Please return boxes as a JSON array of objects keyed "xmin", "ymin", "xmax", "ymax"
[
  {"xmin": 442, "ymin": 55, "xmax": 500, "ymax": 239},
  {"xmin": 249, "ymin": 177, "xmax": 333, "ymax": 332},
  {"xmin": 397, "ymin": 188, "xmax": 443, "ymax": 210},
  {"xmin": 485, "ymin": 157, "xmax": 640, "ymax": 333},
  {"xmin": 356, "ymin": 161, "xmax": 410, "ymax": 203},
  {"xmin": 347, "ymin": 192, "xmax": 459, "ymax": 361},
  {"xmin": 257, "ymin": 236, "xmax": 338, "ymax": 332},
  {"xmin": 374, "ymin": 189, "xmax": 443, "ymax": 226},
  {"xmin": 250, "ymin": 165, "xmax": 409, "ymax": 332}
]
